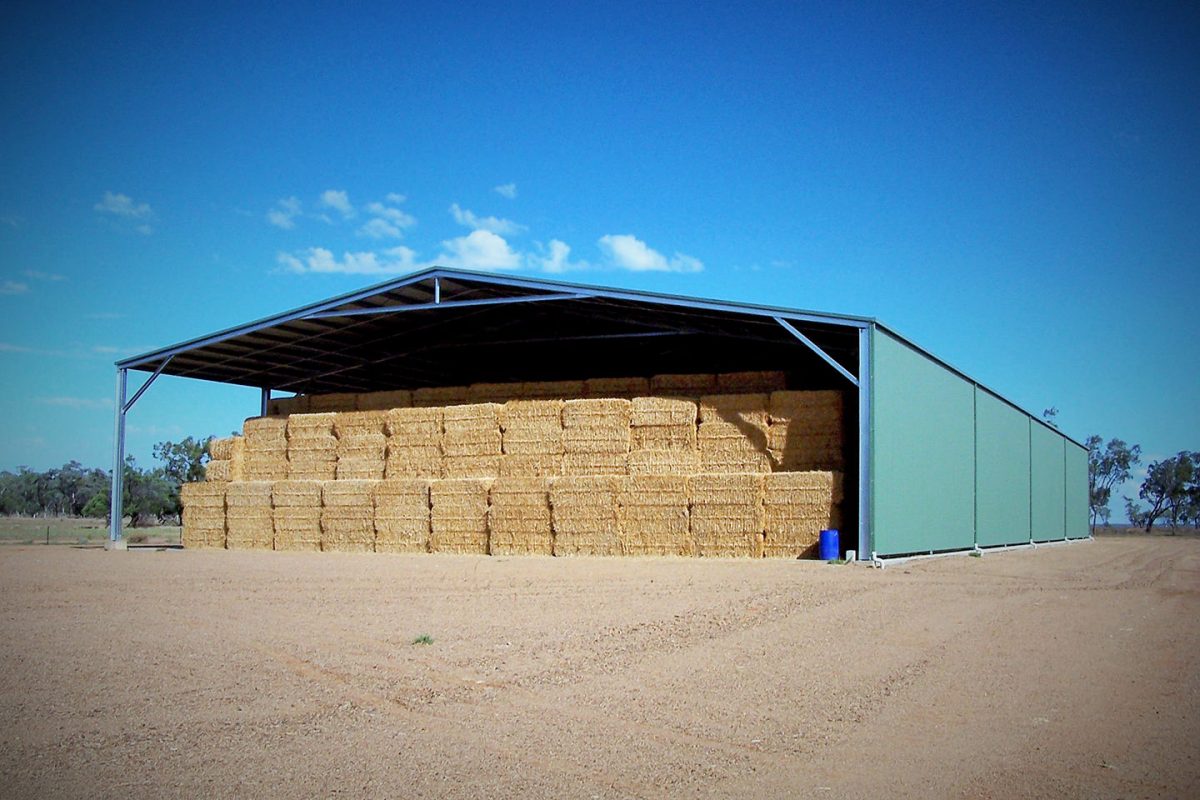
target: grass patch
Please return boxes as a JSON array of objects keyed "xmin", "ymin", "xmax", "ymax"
[{"xmin": 411, "ymin": 634, "xmax": 434, "ymax": 646}]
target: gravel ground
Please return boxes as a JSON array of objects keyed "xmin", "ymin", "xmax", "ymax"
[{"xmin": 0, "ymin": 537, "xmax": 1196, "ymax": 799}]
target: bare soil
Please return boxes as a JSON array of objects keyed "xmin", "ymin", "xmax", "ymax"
[{"xmin": 1, "ymin": 538, "xmax": 1197, "ymax": 799}]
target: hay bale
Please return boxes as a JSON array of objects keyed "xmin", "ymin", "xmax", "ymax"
[
  {"xmin": 630, "ymin": 397, "xmax": 698, "ymax": 427},
  {"xmin": 225, "ymin": 481, "xmax": 274, "ymax": 550},
  {"xmin": 430, "ymin": 478, "xmax": 491, "ymax": 554},
  {"xmin": 356, "ymin": 389, "xmax": 412, "ymax": 411},
  {"xmin": 768, "ymin": 390, "xmax": 844, "ymax": 423},
  {"xmin": 689, "ymin": 473, "xmax": 764, "ymax": 557},
  {"xmin": 650, "ymin": 373, "xmax": 716, "ymax": 395},
  {"xmin": 287, "ymin": 412, "xmax": 337, "ymax": 439},
  {"xmin": 499, "ymin": 453, "xmax": 562, "ymax": 477},
  {"xmin": 498, "ymin": 399, "xmax": 563, "ymax": 426},
  {"xmin": 549, "ymin": 475, "xmax": 622, "ymax": 555},
  {"xmin": 698, "ymin": 394, "xmax": 769, "ymax": 427},
  {"xmin": 413, "ymin": 386, "xmax": 469, "ymax": 407},
  {"xmin": 243, "ymin": 416, "xmax": 288, "ymax": 450},
  {"xmin": 443, "ymin": 455, "xmax": 501, "ymax": 479},
  {"xmin": 386, "ymin": 406, "xmax": 442, "ymax": 439},
  {"xmin": 560, "ymin": 452, "xmax": 627, "ymax": 476},
  {"xmin": 333, "ymin": 411, "xmax": 387, "ymax": 438},
  {"xmin": 500, "ymin": 399, "xmax": 564, "ymax": 458},
  {"xmin": 628, "ymin": 449, "xmax": 700, "ymax": 476},
  {"xmin": 208, "ymin": 436, "xmax": 238, "ymax": 461},
  {"xmin": 631, "ymin": 425, "xmax": 697, "ymax": 451},
  {"xmin": 181, "ymin": 482, "xmax": 226, "ymax": 549},
  {"xmin": 321, "ymin": 480, "xmax": 378, "ymax": 552},
  {"xmin": 584, "ymin": 376, "xmax": 649, "ymax": 398},
  {"xmin": 519, "ymin": 380, "xmax": 585, "ymax": 399},
  {"xmin": 562, "ymin": 398, "xmax": 631, "ymax": 427},
  {"xmin": 287, "ymin": 431, "xmax": 338, "ymax": 480},
  {"xmin": 717, "ymin": 370, "xmax": 787, "ymax": 393},
  {"xmin": 228, "ymin": 437, "xmax": 244, "ymax": 480},
  {"xmin": 385, "ymin": 444, "xmax": 444, "ymax": 479},
  {"xmin": 205, "ymin": 460, "xmax": 232, "ymax": 482},
  {"xmin": 442, "ymin": 403, "xmax": 502, "ymax": 457},
  {"xmin": 373, "ymin": 479, "xmax": 430, "ymax": 553},
  {"xmin": 272, "ymin": 480, "xmax": 322, "ymax": 551},
  {"xmin": 562, "ymin": 400, "xmax": 630, "ymax": 463},
  {"xmin": 268, "ymin": 395, "xmax": 309, "ymax": 416},
  {"xmin": 762, "ymin": 472, "xmax": 843, "ymax": 558},
  {"xmin": 242, "ymin": 452, "xmax": 288, "ymax": 481},
  {"xmin": 488, "ymin": 477, "xmax": 553, "ymax": 555},
  {"xmin": 767, "ymin": 391, "xmax": 845, "ymax": 471},
  {"xmin": 306, "ymin": 392, "xmax": 359, "ymax": 412},
  {"xmin": 618, "ymin": 475, "xmax": 692, "ymax": 556}
]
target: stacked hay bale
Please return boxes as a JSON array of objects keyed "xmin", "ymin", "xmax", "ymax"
[
  {"xmin": 716, "ymin": 370, "xmax": 787, "ymax": 393},
  {"xmin": 628, "ymin": 397, "xmax": 699, "ymax": 475},
  {"xmin": 272, "ymin": 480, "xmax": 323, "ymax": 551},
  {"xmin": 488, "ymin": 477, "xmax": 553, "ymax": 555},
  {"xmin": 549, "ymin": 475, "xmax": 622, "ymax": 555},
  {"xmin": 697, "ymin": 394, "xmax": 771, "ymax": 473},
  {"xmin": 413, "ymin": 386, "xmax": 469, "ymax": 407},
  {"xmin": 467, "ymin": 382, "xmax": 520, "ymax": 403},
  {"xmin": 180, "ymin": 481, "xmax": 227, "ymax": 548},
  {"xmin": 225, "ymin": 481, "xmax": 274, "ymax": 549},
  {"xmin": 768, "ymin": 391, "xmax": 845, "ymax": 471},
  {"xmin": 650, "ymin": 373, "xmax": 716, "ymax": 396},
  {"xmin": 385, "ymin": 407, "xmax": 443, "ymax": 478},
  {"xmin": 519, "ymin": 380, "xmax": 586, "ymax": 399},
  {"xmin": 689, "ymin": 473, "xmax": 765, "ymax": 557},
  {"xmin": 241, "ymin": 417, "xmax": 288, "ymax": 480},
  {"xmin": 618, "ymin": 475, "xmax": 692, "ymax": 556},
  {"xmin": 584, "ymin": 376, "xmax": 650, "ymax": 398},
  {"xmin": 321, "ymin": 480, "xmax": 377, "ymax": 552},
  {"xmin": 205, "ymin": 436, "xmax": 242, "ymax": 482},
  {"xmin": 561, "ymin": 399, "xmax": 630, "ymax": 476},
  {"xmin": 442, "ymin": 403, "xmax": 502, "ymax": 478},
  {"xmin": 286, "ymin": 413, "xmax": 338, "ymax": 480},
  {"xmin": 357, "ymin": 389, "xmax": 413, "ymax": 411},
  {"xmin": 430, "ymin": 478, "xmax": 491, "ymax": 553},
  {"xmin": 307, "ymin": 392, "xmax": 359, "ymax": 413},
  {"xmin": 373, "ymin": 479, "xmax": 430, "ymax": 553},
  {"xmin": 762, "ymin": 471, "xmax": 843, "ymax": 558},
  {"xmin": 499, "ymin": 400, "xmax": 563, "ymax": 477},
  {"xmin": 267, "ymin": 395, "xmax": 308, "ymax": 416},
  {"xmin": 334, "ymin": 411, "xmax": 387, "ymax": 480}
]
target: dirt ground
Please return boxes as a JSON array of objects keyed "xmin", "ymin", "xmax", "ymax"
[{"xmin": 0, "ymin": 538, "xmax": 1196, "ymax": 799}]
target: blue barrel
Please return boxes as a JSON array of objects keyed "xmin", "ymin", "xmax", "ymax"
[{"xmin": 819, "ymin": 529, "xmax": 840, "ymax": 561}]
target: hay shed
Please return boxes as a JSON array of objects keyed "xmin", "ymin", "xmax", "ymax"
[{"xmin": 110, "ymin": 268, "xmax": 1088, "ymax": 559}]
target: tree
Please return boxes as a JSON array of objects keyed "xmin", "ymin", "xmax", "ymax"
[
  {"xmin": 1086, "ymin": 435, "xmax": 1141, "ymax": 534},
  {"xmin": 152, "ymin": 436, "xmax": 212, "ymax": 517},
  {"xmin": 1126, "ymin": 452, "xmax": 1199, "ymax": 533}
]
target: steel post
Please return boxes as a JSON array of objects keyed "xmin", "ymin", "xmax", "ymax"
[
  {"xmin": 109, "ymin": 368, "xmax": 127, "ymax": 542},
  {"xmin": 857, "ymin": 326, "xmax": 872, "ymax": 560},
  {"xmin": 260, "ymin": 387, "xmax": 271, "ymax": 417}
]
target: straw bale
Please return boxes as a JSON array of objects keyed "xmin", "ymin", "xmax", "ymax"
[
  {"xmin": 333, "ymin": 411, "xmax": 386, "ymax": 437},
  {"xmin": 242, "ymin": 452, "xmax": 288, "ymax": 481},
  {"xmin": 716, "ymin": 370, "xmax": 787, "ymax": 393},
  {"xmin": 562, "ymin": 424, "xmax": 629, "ymax": 452},
  {"xmin": 488, "ymin": 477, "xmax": 553, "ymax": 555},
  {"xmin": 430, "ymin": 478, "xmax": 491, "ymax": 554},
  {"xmin": 498, "ymin": 453, "xmax": 561, "ymax": 477},
  {"xmin": 442, "ymin": 429, "xmax": 502, "ymax": 457},
  {"xmin": 687, "ymin": 472, "xmax": 764, "ymax": 505},
  {"xmin": 385, "ymin": 444, "xmax": 443, "ymax": 479},
  {"xmin": 413, "ymin": 385, "xmax": 469, "ymax": 407},
  {"xmin": 768, "ymin": 437, "xmax": 845, "ymax": 472},
  {"xmin": 631, "ymin": 425, "xmax": 697, "ymax": 451},
  {"xmin": 268, "ymin": 395, "xmax": 309, "ymax": 416},
  {"xmin": 768, "ymin": 390, "xmax": 844, "ymax": 422},
  {"xmin": 209, "ymin": 436, "xmax": 238, "ymax": 461},
  {"xmin": 322, "ymin": 480, "xmax": 377, "ymax": 506},
  {"xmin": 373, "ymin": 479, "xmax": 430, "ymax": 553},
  {"xmin": 337, "ymin": 432, "xmax": 387, "ymax": 457},
  {"xmin": 320, "ymin": 512, "xmax": 375, "ymax": 552},
  {"xmin": 307, "ymin": 393, "xmax": 359, "ymax": 412},
  {"xmin": 243, "ymin": 416, "xmax": 289, "ymax": 450},
  {"xmin": 518, "ymin": 380, "xmax": 585, "ymax": 399},
  {"xmin": 287, "ymin": 438, "xmax": 337, "ymax": 479},
  {"xmin": 443, "ymin": 455, "xmax": 501, "ymax": 478},
  {"xmin": 386, "ymin": 406, "xmax": 443, "ymax": 438},
  {"xmin": 562, "ymin": 398, "xmax": 631, "ymax": 427},
  {"xmin": 628, "ymin": 449, "xmax": 700, "ymax": 476},
  {"xmin": 585, "ymin": 376, "xmax": 649, "ymax": 397},
  {"xmin": 688, "ymin": 473, "xmax": 765, "ymax": 558},
  {"xmin": 549, "ymin": 475, "xmax": 622, "ymax": 556},
  {"xmin": 617, "ymin": 475, "xmax": 692, "ymax": 556},
  {"xmin": 502, "ymin": 425, "xmax": 564, "ymax": 455},
  {"xmin": 205, "ymin": 460, "xmax": 232, "ymax": 482},
  {"xmin": 228, "ymin": 437, "xmax": 244, "ymax": 480},
  {"xmin": 630, "ymin": 396, "xmax": 698, "ymax": 427},
  {"xmin": 760, "ymin": 472, "xmax": 842, "ymax": 558},
  {"xmin": 272, "ymin": 507, "xmax": 322, "ymax": 551},
  {"xmin": 499, "ymin": 399, "xmax": 564, "ymax": 426},
  {"xmin": 650, "ymin": 373, "xmax": 716, "ymax": 394},
  {"xmin": 182, "ymin": 506, "xmax": 226, "ymax": 548},
  {"xmin": 288, "ymin": 413, "xmax": 337, "ymax": 438},
  {"xmin": 225, "ymin": 482, "xmax": 274, "ymax": 549},
  {"xmin": 335, "ymin": 459, "xmax": 385, "ymax": 480},
  {"xmin": 357, "ymin": 389, "xmax": 412, "ymax": 411},
  {"xmin": 762, "ymin": 471, "xmax": 844, "ymax": 504},
  {"xmin": 467, "ymin": 381, "xmax": 522, "ymax": 403},
  {"xmin": 767, "ymin": 429, "xmax": 842, "ymax": 452},
  {"xmin": 560, "ymin": 452, "xmax": 627, "ymax": 476},
  {"xmin": 181, "ymin": 481, "xmax": 226, "ymax": 509},
  {"xmin": 288, "ymin": 433, "xmax": 338, "ymax": 455},
  {"xmin": 272, "ymin": 480, "xmax": 322, "ymax": 507},
  {"xmin": 444, "ymin": 403, "xmax": 501, "ymax": 424},
  {"xmin": 698, "ymin": 394, "xmax": 769, "ymax": 426}
]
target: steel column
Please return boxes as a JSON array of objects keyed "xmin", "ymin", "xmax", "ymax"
[
  {"xmin": 857, "ymin": 326, "xmax": 873, "ymax": 560},
  {"xmin": 434, "ymin": 276, "xmax": 441, "ymax": 304},
  {"xmin": 109, "ymin": 368, "xmax": 127, "ymax": 542},
  {"xmin": 260, "ymin": 387, "xmax": 271, "ymax": 417}
]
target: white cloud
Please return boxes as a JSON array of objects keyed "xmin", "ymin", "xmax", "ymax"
[
  {"xmin": 38, "ymin": 396, "xmax": 113, "ymax": 410},
  {"xmin": 0, "ymin": 341, "xmax": 32, "ymax": 352},
  {"xmin": 597, "ymin": 234, "xmax": 703, "ymax": 273},
  {"xmin": 320, "ymin": 189, "xmax": 354, "ymax": 218},
  {"xmin": 357, "ymin": 217, "xmax": 403, "ymax": 240},
  {"xmin": 0, "ymin": 215, "xmax": 23, "ymax": 229},
  {"xmin": 1, "ymin": 280, "xmax": 29, "ymax": 295},
  {"xmin": 278, "ymin": 246, "xmax": 418, "ymax": 275},
  {"xmin": 24, "ymin": 270, "xmax": 66, "ymax": 282},
  {"xmin": 435, "ymin": 230, "xmax": 520, "ymax": 271},
  {"xmin": 358, "ymin": 201, "xmax": 417, "ymax": 239},
  {"xmin": 267, "ymin": 196, "xmax": 302, "ymax": 230},
  {"xmin": 529, "ymin": 239, "xmax": 588, "ymax": 273},
  {"xmin": 95, "ymin": 191, "xmax": 152, "ymax": 219},
  {"xmin": 494, "ymin": 183, "xmax": 517, "ymax": 199},
  {"xmin": 385, "ymin": 192, "xmax": 407, "ymax": 204},
  {"xmin": 92, "ymin": 345, "xmax": 120, "ymax": 354},
  {"xmin": 135, "ymin": 224, "xmax": 153, "ymax": 236},
  {"xmin": 449, "ymin": 203, "xmax": 525, "ymax": 236}
]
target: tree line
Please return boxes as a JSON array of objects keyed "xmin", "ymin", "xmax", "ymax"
[
  {"xmin": 0, "ymin": 437, "xmax": 211, "ymax": 527},
  {"xmin": 1087, "ymin": 436, "xmax": 1200, "ymax": 534}
]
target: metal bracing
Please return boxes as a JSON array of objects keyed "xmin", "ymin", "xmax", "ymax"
[
  {"xmin": 301, "ymin": 291, "xmax": 594, "ymax": 321},
  {"xmin": 857, "ymin": 325, "xmax": 874, "ymax": 560},
  {"xmin": 123, "ymin": 355, "xmax": 172, "ymax": 413},
  {"xmin": 773, "ymin": 317, "xmax": 858, "ymax": 386}
]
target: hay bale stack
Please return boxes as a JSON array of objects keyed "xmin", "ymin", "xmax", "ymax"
[
  {"xmin": 717, "ymin": 370, "xmax": 787, "ymax": 393},
  {"xmin": 584, "ymin": 376, "xmax": 650, "ymax": 398},
  {"xmin": 442, "ymin": 403, "xmax": 501, "ymax": 478},
  {"xmin": 272, "ymin": 480, "xmax": 323, "ymax": 551},
  {"xmin": 209, "ymin": 436, "xmax": 237, "ymax": 461},
  {"xmin": 307, "ymin": 392, "xmax": 360, "ymax": 413},
  {"xmin": 549, "ymin": 475, "xmax": 622, "ymax": 555},
  {"xmin": 321, "ymin": 480, "xmax": 378, "ymax": 552},
  {"xmin": 689, "ymin": 473, "xmax": 765, "ymax": 557},
  {"xmin": 561, "ymin": 399, "xmax": 630, "ymax": 476},
  {"xmin": 357, "ymin": 389, "xmax": 413, "ymax": 411},
  {"xmin": 697, "ymin": 394, "xmax": 771, "ymax": 473},
  {"xmin": 334, "ymin": 411, "xmax": 387, "ymax": 480},
  {"xmin": 225, "ymin": 481, "xmax": 274, "ymax": 550},
  {"xmin": 385, "ymin": 407, "xmax": 443, "ymax": 478},
  {"xmin": 618, "ymin": 475, "xmax": 692, "ymax": 556},
  {"xmin": 768, "ymin": 391, "xmax": 845, "ymax": 471},
  {"xmin": 242, "ymin": 417, "xmax": 288, "ymax": 481},
  {"xmin": 762, "ymin": 471, "xmax": 843, "ymax": 558},
  {"xmin": 488, "ymin": 477, "xmax": 553, "ymax": 555},
  {"xmin": 629, "ymin": 397, "xmax": 699, "ymax": 475},
  {"xmin": 467, "ymin": 382, "xmax": 521, "ymax": 403},
  {"xmin": 205, "ymin": 435, "xmax": 239, "ymax": 482},
  {"xmin": 430, "ymin": 478, "xmax": 491, "ymax": 554},
  {"xmin": 499, "ymin": 399, "xmax": 563, "ymax": 477},
  {"xmin": 180, "ymin": 482, "xmax": 226, "ymax": 549},
  {"xmin": 519, "ymin": 380, "xmax": 586, "ymax": 399},
  {"xmin": 413, "ymin": 386, "xmax": 469, "ymax": 407},
  {"xmin": 650, "ymin": 373, "xmax": 716, "ymax": 395},
  {"xmin": 373, "ymin": 479, "xmax": 430, "ymax": 553},
  {"xmin": 286, "ymin": 413, "xmax": 338, "ymax": 480},
  {"xmin": 205, "ymin": 460, "xmax": 232, "ymax": 482},
  {"xmin": 267, "ymin": 395, "xmax": 308, "ymax": 416}
]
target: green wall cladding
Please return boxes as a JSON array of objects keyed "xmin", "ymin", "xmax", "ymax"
[
  {"xmin": 1065, "ymin": 443, "xmax": 1089, "ymax": 539},
  {"xmin": 1030, "ymin": 424, "xmax": 1067, "ymax": 541},
  {"xmin": 871, "ymin": 330, "xmax": 976, "ymax": 555},
  {"xmin": 974, "ymin": 389, "xmax": 1032, "ymax": 546}
]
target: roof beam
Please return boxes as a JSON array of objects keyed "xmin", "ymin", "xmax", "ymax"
[
  {"xmin": 774, "ymin": 317, "xmax": 859, "ymax": 387},
  {"xmin": 302, "ymin": 291, "xmax": 594, "ymax": 321}
]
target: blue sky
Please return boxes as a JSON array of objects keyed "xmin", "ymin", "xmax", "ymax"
[{"xmin": 1, "ymin": 1, "xmax": 1197, "ymax": 514}]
